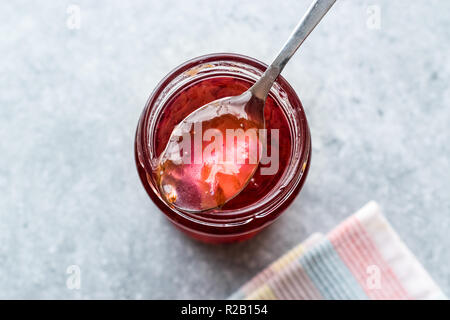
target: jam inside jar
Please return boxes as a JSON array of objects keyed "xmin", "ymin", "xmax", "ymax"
[{"xmin": 135, "ymin": 54, "xmax": 311, "ymax": 243}]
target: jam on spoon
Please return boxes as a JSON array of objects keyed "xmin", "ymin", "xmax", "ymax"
[{"xmin": 157, "ymin": 0, "xmax": 337, "ymax": 212}]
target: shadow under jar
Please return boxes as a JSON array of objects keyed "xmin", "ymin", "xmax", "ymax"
[{"xmin": 135, "ymin": 53, "xmax": 311, "ymax": 243}]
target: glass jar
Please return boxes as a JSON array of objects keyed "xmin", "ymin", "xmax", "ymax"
[{"xmin": 135, "ymin": 53, "xmax": 311, "ymax": 243}]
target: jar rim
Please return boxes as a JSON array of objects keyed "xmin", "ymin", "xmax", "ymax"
[{"xmin": 136, "ymin": 53, "xmax": 311, "ymax": 227}]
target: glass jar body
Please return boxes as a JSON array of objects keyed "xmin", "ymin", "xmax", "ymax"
[{"xmin": 135, "ymin": 53, "xmax": 311, "ymax": 243}]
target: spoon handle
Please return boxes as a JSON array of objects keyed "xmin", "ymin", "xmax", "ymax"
[{"xmin": 251, "ymin": 0, "xmax": 337, "ymax": 100}]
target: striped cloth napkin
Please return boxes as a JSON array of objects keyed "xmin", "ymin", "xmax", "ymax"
[{"xmin": 230, "ymin": 202, "xmax": 446, "ymax": 300}]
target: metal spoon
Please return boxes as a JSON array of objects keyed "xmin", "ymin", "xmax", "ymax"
[{"xmin": 157, "ymin": 0, "xmax": 337, "ymax": 212}]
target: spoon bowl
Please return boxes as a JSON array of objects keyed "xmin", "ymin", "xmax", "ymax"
[{"xmin": 157, "ymin": 92, "xmax": 265, "ymax": 211}]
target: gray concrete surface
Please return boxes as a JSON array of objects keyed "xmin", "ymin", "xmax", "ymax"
[{"xmin": 0, "ymin": 0, "xmax": 449, "ymax": 299}]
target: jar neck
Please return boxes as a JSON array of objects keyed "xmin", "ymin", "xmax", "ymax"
[{"xmin": 138, "ymin": 53, "xmax": 310, "ymax": 224}]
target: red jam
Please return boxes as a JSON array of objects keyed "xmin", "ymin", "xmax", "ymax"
[{"xmin": 153, "ymin": 77, "xmax": 291, "ymax": 211}]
